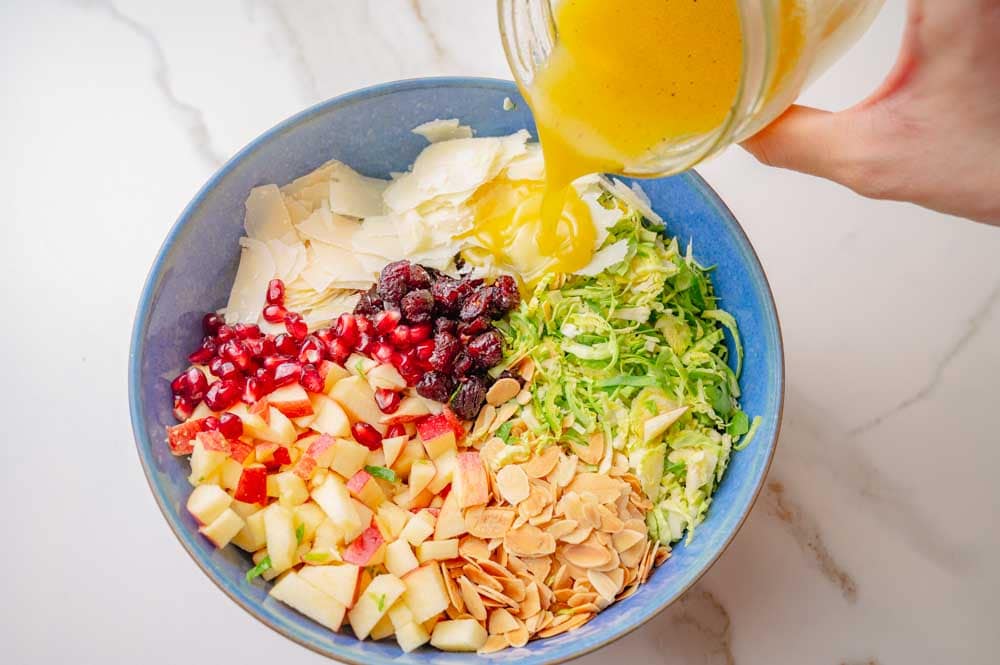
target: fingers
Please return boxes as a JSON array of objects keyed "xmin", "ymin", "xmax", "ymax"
[{"xmin": 741, "ymin": 105, "xmax": 854, "ymax": 178}]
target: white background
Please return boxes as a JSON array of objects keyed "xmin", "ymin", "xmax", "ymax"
[{"xmin": 3, "ymin": 1, "xmax": 999, "ymax": 664}]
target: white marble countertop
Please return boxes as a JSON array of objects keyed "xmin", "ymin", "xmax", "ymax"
[{"xmin": 4, "ymin": 1, "xmax": 999, "ymax": 663}]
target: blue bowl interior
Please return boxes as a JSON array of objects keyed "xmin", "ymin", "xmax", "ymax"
[{"xmin": 130, "ymin": 78, "xmax": 782, "ymax": 665}]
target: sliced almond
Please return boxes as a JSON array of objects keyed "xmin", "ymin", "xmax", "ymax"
[
  {"xmin": 505, "ymin": 625, "xmax": 529, "ymax": 648},
  {"xmin": 515, "ymin": 357, "xmax": 535, "ymax": 382},
  {"xmin": 518, "ymin": 483, "xmax": 550, "ymax": 518},
  {"xmin": 570, "ymin": 602, "xmax": 600, "ymax": 614},
  {"xmin": 546, "ymin": 519, "xmax": 579, "ymax": 540},
  {"xmin": 655, "ymin": 545, "xmax": 671, "ymax": 567},
  {"xmin": 488, "ymin": 608, "xmax": 520, "ymax": 634},
  {"xmin": 478, "ymin": 634, "xmax": 508, "ymax": 654},
  {"xmin": 549, "ymin": 563, "xmax": 571, "ymax": 590},
  {"xmin": 519, "ymin": 581, "xmax": 541, "ymax": 619},
  {"xmin": 463, "ymin": 563, "xmax": 503, "ymax": 591},
  {"xmin": 597, "ymin": 505, "xmax": 625, "ymax": 533},
  {"xmin": 570, "ymin": 431, "xmax": 604, "ymax": 465},
  {"xmin": 480, "ymin": 437, "xmax": 507, "ymax": 469},
  {"xmin": 550, "ymin": 453, "xmax": 578, "ymax": 488},
  {"xmin": 477, "ymin": 559, "xmax": 514, "ymax": 581},
  {"xmin": 619, "ymin": 538, "xmax": 648, "ymax": 568},
  {"xmin": 516, "ymin": 389, "xmax": 532, "ymax": 405},
  {"xmin": 527, "ymin": 504, "xmax": 554, "ymax": 526},
  {"xmin": 457, "ymin": 575, "xmax": 488, "ymax": 622},
  {"xmin": 442, "ymin": 562, "xmax": 465, "ymax": 613},
  {"xmin": 472, "ymin": 404, "xmax": 496, "ymax": 439},
  {"xmin": 496, "ymin": 464, "xmax": 531, "ymax": 505},
  {"xmin": 489, "ymin": 402, "xmax": 519, "ymax": 433},
  {"xmin": 503, "ymin": 524, "xmax": 556, "ymax": 558},
  {"xmin": 565, "ymin": 473, "xmax": 627, "ymax": 504},
  {"xmin": 486, "ymin": 378, "xmax": 521, "ymax": 406},
  {"xmin": 567, "ymin": 591, "xmax": 597, "ymax": 607},
  {"xmin": 478, "ymin": 583, "xmax": 519, "ymax": 608},
  {"xmin": 587, "ymin": 570, "xmax": 619, "ymax": 602},
  {"xmin": 459, "ymin": 535, "xmax": 490, "ymax": 562},
  {"xmin": 560, "ymin": 526, "xmax": 592, "ymax": 544},
  {"xmin": 521, "ymin": 446, "xmax": 560, "ymax": 478},
  {"xmin": 536, "ymin": 612, "xmax": 592, "ymax": 638},
  {"xmin": 467, "ymin": 507, "xmax": 516, "ymax": 539},
  {"xmin": 498, "ymin": 575, "xmax": 526, "ymax": 602},
  {"xmin": 522, "ymin": 557, "xmax": 552, "ymax": 584},
  {"xmin": 563, "ymin": 542, "xmax": 612, "ymax": 569}
]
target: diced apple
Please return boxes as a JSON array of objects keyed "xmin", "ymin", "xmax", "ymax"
[
  {"xmin": 264, "ymin": 407, "xmax": 297, "ymax": 445},
  {"xmin": 430, "ymin": 619, "xmax": 488, "ymax": 652},
  {"xmin": 381, "ymin": 435, "xmax": 407, "ymax": 468},
  {"xmin": 394, "ymin": 487, "xmax": 434, "ymax": 511},
  {"xmin": 292, "ymin": 412, "xmax": 316, "ymax": 429},
  {"xmin": 274, "ymin": 471, "xmax": 309, "ymax": 507},
  {"xmin": 230, "ymin": 499, "xmax": 261, "ymax": 519},
  {"xmin": 343, "ymin": 525, "xmax": 385, "ymax": 566},
  {"xmin": 453, "ymin": 452, "xmax": 488, "ymax": 509},
  {"xmin": 328, "ymin": 438, "xmax": 370, "ymax": 479},
  {"xmin": 189, "ymin": 400, "xmax": 214, "ymax": 421},
  {"xmin": 269, "ymin": 384, "xmax": 314, "ymax": 418},
  {"xmin": 366, "ymin": 363, "xmax": 406, "ymax": 391},
  {"xmin": 311, "ymin": 475, "xmax": 362, "ymax": 542},
  {"xmin": 310, "ymin": 519, "xmax": 344, "ymax": 558},
  {"xmin": 375, "ymin": 502, "xmax": 410, "ymax": 540},
  {"xmin": 188, "ymin": 434, "xmax": 230, "ymax": 486},
  {"xmin": 234, "ymin": 464, "xmax": 268, "ymax": 504},
  {"xmin": 416, "ymin": 539, "xmax": 459, "ymax": 563},
  {"xmin": 365, "ymin": 448, "xmax": 386, "ymax": 469},
  {"xmin": 269, "ymin": 571, "xmax": 346, "ymax": 631},
  {"xmin": 229, "ymin": 402, "xmax": 270, "ymax": 440},
  {"xmin": 319, "ymin": 359, "xmax": 350, "ymax": 392},
  {"xmin": 399, "ymin": 510, "xmax": 436, "ymax": 546},
  {"xmin": 304, "ymin": 434, "xmax": 337, "ymax": 468},
  {"xmin": 408, "ymin": 460, "xmax": 436, "ymax": 497},
  {"xmin": 347, "ymin": 574, "xmax": 406, "ymax": 640},
  {"xmin": 298, "ymin": 563, "xmax": 359, "ymax": 608},
  {"xmin": 380, "ymin": 397, "xmax": 431, "ymax": 425},
  {"xmin": 329, "ymin": 375, "xmax": 383, "ymax": 426},
  {"xmin": 391, "ymin": 438, "xmax": 427, "ymax": 478},
  {"xmin": 255, "ymin": 441, "xmax": 279, "ymax": 465},
  {"xmin": 401, "ymin": 564, "xmax": 450, "ymax": 623},
  {"xmin": 371, "ymin": 613, "xmax": 396, "ymax": 640},
  {"xmin": 310, "ymin": 394, "xmax": 352, "ymax": 438},
  {"xmin": 199, "ymin": 508, "xmax": 245, "ymax": 548},
  {"xmin": 263, "ymin": 504, "xmax": 298, "ymax": 574},
  {"xmin": 350, "ymin": 500, "xmax": 374, "ymax": 544},
  {"xmin": 387, "ymin": 600, "xmax": 415, "ymax": 631},
  {"xmin": 219, "ymin": 458, "xmax": 244, "ymax": 491},
  {"xmin": 292, "ymin": 455, "xmax": 317, "ymax": 481},
  {"xmin": 252, "ymin": 548, "xmax": 280, "ymax": 581},
  {"xmin": 417, "ymin": 414, "xmax": 457, "ymax": 459},
  {"xmin": 186, "ymin": 484, "xmax": 232, "ymax": 525},
  {"xmin": 167, "ymin": 419, "xmax": 205, "ymax": 456},
  {"xmin": 293, "ymin": 502, "xmax": 326, "ymax": 542},
  {"xmin": 228, "ymin": 438, "xmax": 253, "ymax": 464},
  {"xmin": 384, "ymin": 539, "xmax": 420, "ymax": 578},
  {"xmin": 231, "ymin": 509, "xmax": 267, "ymax": 552},
  {"xmin": 433, "ymin": 491, "xmax": 467, "ymax": 541},
  {"xmin": 345, "ymin": 353, "xmax": 378, "ymax": 378},
  {"xmin": 347, "ymin": 470, "xmax": 386, "ymax": 510},
  {"xmin": 396, "ymin": 622, "xmax": 431, "ymax": 653},
  {"xmin": 426, "ymin": 449, "xmax": 457, "ymax": 495}
]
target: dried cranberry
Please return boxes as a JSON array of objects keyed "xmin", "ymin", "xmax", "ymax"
[
  {"xmin": 452, "ymin": 352, "xmax": 475, "ymax": 377},
  {"xmin": 300, "ymin": 365, "xmax": 324, "ymax": 393},
  {"xmin": 467, "ymin": 329, "xmax": 504, "ymax": 368},
  {"xmin": 284, "ymin": 312, "xmax": 308, "ymax": 340},
  {"xmin": 400, "ymin": 289, "xmax": 434, "ymax": 323},
  {"xmin": 431, "ymin": 278, "xmax": 473, "ymax": 316},
  {"xmin": 458, "ymin": 317, "xmax": 491, "ymax": 341},
  {"xmin": 450, "ymin": 376, "xmax": 487, "ymax": 420},
  {"xmin": 375, "ymin": 388, "xmax": 401, "ymax": 414},
  {"xmin": 414, "ymin": 339, "xmax": 436, "ymax": 362},
  {"xmin": 351, "ymin": 422, "xmax": 383, "ymax": 450},
  {"xmin": 433, "ymin": 318, "xmax": 458, "ymax": 336},
  {"xmin": 491, "ymin": 275, "xmax": 521, "ymax": 313},
  {"xmin": 386, "ymin": 423, "xmax": 407, "ymax": 438},
  {"xmin": 354, "ymin": 285, "xmax": 382, "ymax": 316},
  {"xmin": 274, "ymin": 333, "xmax": 299, "ymax": 356},
  {"xmin": 377, "ymin": 261, "xmax": 412, "ymax": 304},
  {"xmin": 263, "ymin": 304, "xmax": 287, "ymax": 323},
  {"xmin": 334, "ymin": 313, "xmax": 360, "ymax": 348},
  {"xmin": 416, "ymin": 371, "xmax": 455, "ymax": 403},
  {"xmin": 459, "ymin": 289, "xmax": 492, "ymax": 321},
  {"xmin": 218, "ymin": 412, "xmax": 243, "ymax": 438},
  {"xmin": 273, "ymin": 362, "xmax": 302, "ymax": 387},
  {"xmin": 266, "ymin": 279, "xmax": 285, "ymax": 305},
  {"xmin": 202, "ymin": 313, "xmax": 224, "ymax": 336},
  {"xmin": 429, "ymin": 331, "xmax": 460, "ymax": 373}
]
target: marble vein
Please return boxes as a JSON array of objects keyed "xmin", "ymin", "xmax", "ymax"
[
  {"xmin": 96, "ymin": 1, "xmax": 226, "ymax": 168},
  {"xmin": 251, "ymin": 0, "xmax": 321, "ymax": 103},
  {"xmin": 847, "ymin": 279, "xmax": 1000, "ymax": 438},
  {"xmin": 668, "ymin": 589, "xmax": 735, "ymax": 665},
  {"xmin": 409, "ymin": 0, "xmax": 446, "ymax": 59},
  {"xmin": 763, "ymin": 480, "xmax": 858, "ymax": 602}
]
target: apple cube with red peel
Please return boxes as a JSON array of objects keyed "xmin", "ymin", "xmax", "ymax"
[
  {"xmin": 186, "ymin": 484, "xmax": 232, "ymax": 525},
  {"xmin": 228, "ymin": 438, "xmax": 253, "ymax": 464},
  {"xmin": 329, "ymin": 375, "xmax": 384, "ymax": 426},
  {"xmin": 304, "ymin": 434, "xmax": 337, "ymax": 468},
  {"xmin": 310, "ymin": 394, "xmax": 352, "ymax": 438},
  {"xmin": 269, "ymin": 384, "xmax": 314, "ymax": 418},
  {"xmin": 188, "ymin": 433, "xmax": 230, "ymax": 486},
  {"xmin": 390, "ymin": 439, "xmax": 427, "ymax": 478},
  {"xmin": 426, "ymin": 449, "xmax": 457, "ymax": 495},
  {"xmin": 401, "ymin": 564, "xmax": 450, "ymax": 623},
  {"xmin": 343, "ymin": 525, "xmax": 385, "ymax": 566},
  {"xmin": 319, "ymin": 359, "xmax": 350, "ymax": 393},
  {"xmin": 347, "ymin": 470, "xmax": 387, "ymax": 510},
  {"xmin": 292, "ymin": 455, "xmax": 317, "ymax": 480},
  {"xmin": 199, "ymin": 508, "xmax": 245, "ymax": 548},
  {"xmin": 347, "ymin": 574, "xmax": 406, "ymax": 640},
  {"xmin": 433, "ymin": 491, "xmax": 467, "ymax": 541},
  {"xmin": 380, "ymin": 397, "xmax": 431, "ymax": 425},
  {"xmin": 231, "ymin": 509, "xmax": 267, "ymax": 552},
  {"xmin": 269, "ymin": 571, "xmax": 346, "ymax": 631},
  {"xmin": 234, "ymin": 464, "xmax": 268, "ymax": 504},
  {"xmin": 311, "ymin": 475, "xmax": 363, "ymax": 542},
  {"xmin": 167, "ymin": 419, "xmax": 206, "ymax": 456},
  {"xmin": 430, "ymin": 619, "xmax": 488, "ymax": 652},
  {"xmin": 453, "ymin": 452, "xmax": 489, "ymax": 509},
  {"xmin": 416, "ymin": 415, "xmax": 457, "ymax": 459},
  {"xmin": 299, "ymin": 564, "xmax": 360, "ymax": 609},
  {"xmin": 328, "ymin": 438, "xmax": 370, "ymax": 479}
]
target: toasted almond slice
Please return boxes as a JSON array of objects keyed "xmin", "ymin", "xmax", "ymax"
[
  {"xmin": 571, "ymin": 602, "xmax": 600, "ymax": 614},
  {"xmin": 478, "ymin": 634, "xmax": 508, "ymax": 654},
  {"xmin": 503, "ymin": 524, "xmax": 556, "ymax": 557},
  {"xmin": 553, "ymin": 588, "xmax": 574, "ymax": 603},
  {"xmin": 546, "ymin": 519, "xmax": 579, "ymax": 540},
  {"xmin": 597, "ymin": 505, "xmax": 624, "ymax": 533},
  {"xmin": 505, "ymin": 625, "xmax": 529, "ymax": 648},
  {"xmin": 639, "ymin": 540, "xmax": 657, "ymax": 582},
  {"xmin": 556, "ymin": 491, "xmax": 584, "ymax": 521},
  {"xmin": 478, "ymin": 583, "xmax": 520, "ymax": 608},
  {"xmin": 567, "ymin": 591, "xmax": 597, "ymax": 607},
  {"xmin": 486, "ymin": 378, "xmax": 521, "ymax": 406},
  {"xmin": 522, "ymin": 557, "xmax": 552, "ymax": 584},
  {"xmin": 654, "ymin": 545, "xmax": 671, "ymax": 566},
  {"xmin": 489, "ymin": 608, "xmax": 520, "ymax": 634},
  {"xmin": 612, "ymin": 529, "xmax": 646, "ymax": 553},
  {"xmin": 467, "ymin": 507, "xmax": 516, "ymax": 539},
  {"xmin": 518, "ymin": 483, "xmax": 550, "ymax": 518},
  {"xmin": 444, "ymin": 605, "xmax": 465, "ymax": 620},
  {"xmin": 472, "ymin": 404, "xmax": 496, "ymax": 440},
  {"xmin": 499, "ymin": 575, "xmax": 526, "ymax": 602},
  {"xmin": 477, "ymin": 559, "xmax": 514, "ymax": 580},
  {"xmin": 593, "ymin": 546, "xmax": 621, "ymax": 573},
  {"xmin": 606, "ymin": 568, "xmax": 625, "ymax": 589},
  {"xmin": 619, "ymin": 538, "xmax": 648, "ymax": 568},
  {"xmin": 581, "ymin": 502, "xmax": 603, "ymax": 530},
  {"xmin": 441, "ymin": 562, "xmax": 465, "ymax": 613},
  {"xmin": 516, "ymin": 389, "xmax": 532, "ymax": 405},
  {"xmin": 587, "ymin": 570, "xmax": 619, "ymax": 602},
  {"xmin": 496, "ymin": 464, "xmax": 530, "ymax": 505},
  {"xmin": 515, "ymin": 357, "xmax": 535, "ymax": 382},
  {"xmin": 570, "ymin": 431, "xmax": 604, "ymax": 466},
  {"xmin": 480, "ymin": 437, "xmax": 507, "ymax": 469},
  {"xmin": 560, "ymin": 526, "xmax": 592, "ymax": 544},
  {"xmin": 550, "ymin": 563, "xmax": 571, "ymax": 590},
  {"xmin": 521, "ymin": 446, "xmax": 560, "ymax": 478},
  {"xmin": 623, "ymin": 517, "xmax": 646, "ymax": 533},
  {"xmin": 519, "ymin": 581, "xmax": 541, "ymax": 619},
  {"xmin": 610, "ymin": 452, "xmax": 630, "ymax": 476},
  {"xmin": 550, "ymin": 453, "xmax": 578, "ymax": 489},
  {"xmin": 537, "ymin": 580, "xmax": 554, "ymax": 610},
  {"xmin": 463, "ymin": 563, "xmax": 503, "ymax": 591},
  {"xmin": 505, "ymin": 553, "xmax": 528, "ymax": 576},
  {"xmin": 457, "ymin": 575, "xmax": 488, "ymax": 622},
  {"xmin": 459, "ymin": 535, "xmax": 490, "ymax": 562},
  {"xmin": 565, "ymin": 473, "xmax": 627, "ymax": 504},
  {"xmin": 523, "ymin": 612, "xmax": 543, "ymax": 634},
  {"xmin": 527, "ymin": 504, "xmax": 554, "ymax": 526},
  {"xmin": 563, "ymin": 542, "xmax": 612, "ymax": 569},
  {"xmin": 536, "ymin": 612, "xmax": 592, "ymax": 638},
  {"xmin": 489, "ymin": 402, "xmax": 519, "ymax": 433},
  {"xmin": 617, "ymin": 584, "xmax": 638, "ymax": 601}
]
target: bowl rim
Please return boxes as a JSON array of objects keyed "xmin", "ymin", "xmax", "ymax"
[{"xmin": 129, "ymin": 75, "xmax": 784, "ymax": 665}]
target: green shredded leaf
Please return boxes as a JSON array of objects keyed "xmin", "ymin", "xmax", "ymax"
[
  {"xmin": 295, "ymin": 524, "xmax": 305, "ymax": 544},
  {"xmin": 303, "ymin": 552, "xmax": 331, "ymax": 563},
  {"xmin": 371, "ymin": 592, "xmax": 387, "ymax": 612},
  {"xmin": 496, "ymin": 421, "xmax": 514, "ymax": 444},
  {"xmin": 365, "ymin": 465, "xmax": 398, "ymax": 483},
  {"xmin": 354, "ymin": 360, "xmax": 367, "ymax": 380},
  {"xmin": 245, "ymin": 556, "xmax": 271, "ymax": 583},
  {"xmin": 733, "ymin": 415, "xmax": 762, "ymax": 451}
]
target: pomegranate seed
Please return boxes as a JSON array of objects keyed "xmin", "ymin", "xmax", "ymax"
[
  {"xmin": 220, "ymin": 339, "xmax": 252, "ymax": 371},
  {"xmin": 263, "ymin": 304, "xmax": 287, "ymax": 323},
  {"xmin": 210, "ymin": 359, "xmax": 241, "ymax": 382},
  {"xmin": 266, "ymin": 279, "xmax": 285, "ymax": 305},
  {"xmin": 273, "ymin": 361, "xmax": 302, "ymax": 387},
  {"xmin": 202, "ymin": 416, "xmax": 221, "ymax": 431},
  {"xmin": 356, "ymin": 333, "xmax": 375, "ymax": 354},
  {"xmin": 243, "ymin": 375, "xmax": 273, "ymax": 403},
  {"xmin": 218, "ymin": 412, "xmax": 243, "ymax": 438},
  {"xmin": 216, "ymin": 325, "xmax": 236, "ymax": 342},
  {"xmin": 397, "ymin": 353, "xmax": 423, "ymax": 386},
  {"xmin": 262, "ymin": 355, "xmax": 287, "ymax": 371},
  {"xmin": 298, "ymin": 335, "xmax": 326, "ymax": 365},
  {"xmin": 414, "ymin": 339, "xmax": 436, "ymax": 362},
  {"xmin": 388, "ymin": 325, "xmax": 412, "ymax": 349},
  {"xmin": 172, "ymin": 395, "xmax": 194, "ymax": 421},
  {"xmin": 333, "ymin": 314, "xmax": 359, "ymax": 347},
  {"xmin": 316, "ymin": 328, "xmax": 335, "ymax": 345},
  {"xmin": 202, "ymin": 313, "xmax": 224, "ymax": 336},
  {"xmin": 183, "ymin": 367, "xmax": 209, "ymax": 401},
  {"xmin": 356, "ymin": 316, "xmax": 374, "ymax": 335},
  {"xmin": 244, "ymin": 336, "xmax": 269, "ymax": 358},
  {"xmin": 300, "ymin": 365, "xmax": 324, "ymax": 393},
  {"xmin": 375, "ymin": 388, "xmax": 401, "ymax": 414},
  {"xmin": 372, "ymin": 342, "xmax": 395, "ymax": 363},
  {"xmin": 351, "ymin": 422, "xmax": 383, "ymax": 450},
  {"xmin": 284, "ymin": 312, "xmax": 308, "ymax": 340},
  {"xmin": 375, "ymin": 310, "xmax": 402, "ymax": 335},
  {"xmin": 274, "ymin": 333, "xmax": 298, "ymax": 356},
  {"xmin": 170, "ymin": 373, "xmax": 186, "ymax": 395},
  {"xmin": 205, "ymin": 379, "xmax": 241, "ymax": 411},
  {"xmin": 187, "ymin": 338, "xmax": 217, "ymax": 364},
  {"xmin": 409, "ymin": 323, "xmax": 433, "ymax": 344},
  {"xmin": 234, "ymin": 323, "xmax": 261, "ymax": 340},
  {"xmin": 328, "ymin": 339, "xmax": 351, "ymax": 364},
  {"xmin": 386, "ymin": 423, "xmax": 407, "ymax": 438}
]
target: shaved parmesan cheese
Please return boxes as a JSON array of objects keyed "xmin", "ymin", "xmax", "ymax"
[
  {"xmin": 328, "ymin": 163, "xmax": 388, "ymax": 218},
  {"xmin": 282, "ymin": 194, "xmax": 313, "ymax": 225},
  {"xmin": 244, "ymin": 185, "xmax": 295, "ymax": 242},
  {"xmin": 610, "ymin": 178, "xmax": 663, "ymax": 225},
  {"xmin": 224, "ymin": 237, "xmax": 276, "ymax": 324},
  {"xmin": 503, "ymin": 143, "xmax": 544, "ymax": 181},
  {"xmin": 296, "ymin": 206, "xmax": 359, "ymax": 249},
  {"xmin": 412, "ymin": 118, "xmax": 473, "ymax": 143},
  {"xmin": 303, "ymin": 291, "xmax": 361, "ymax": 329},
  {"xmin": 308, "ymin": 241, "xmax": 378, "ymax": 285},
  {"xmin": 575, "ymin": 177, "xmax": 625, "ymax": 250},
  {"xmin": 575, "ymin": 239, "xmax": 628, "ymax": 277},
  {"xmin": 266, "ymin": 239, "xmax": 308, "ymax": 284}
]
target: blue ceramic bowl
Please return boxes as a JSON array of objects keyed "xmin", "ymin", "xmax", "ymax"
[{"xmin": 130, "ymin": 77, "xmax": 783, "ymax": 664}]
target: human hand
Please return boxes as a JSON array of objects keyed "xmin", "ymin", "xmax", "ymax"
[{"xmin": 742, "ymin": 0, "xmax": 1000, "ymax": 225}]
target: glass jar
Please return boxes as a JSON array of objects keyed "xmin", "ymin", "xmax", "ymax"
[{"xmin": 498, "ymin": 0, "xmax": 886, "ymax": 177}]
